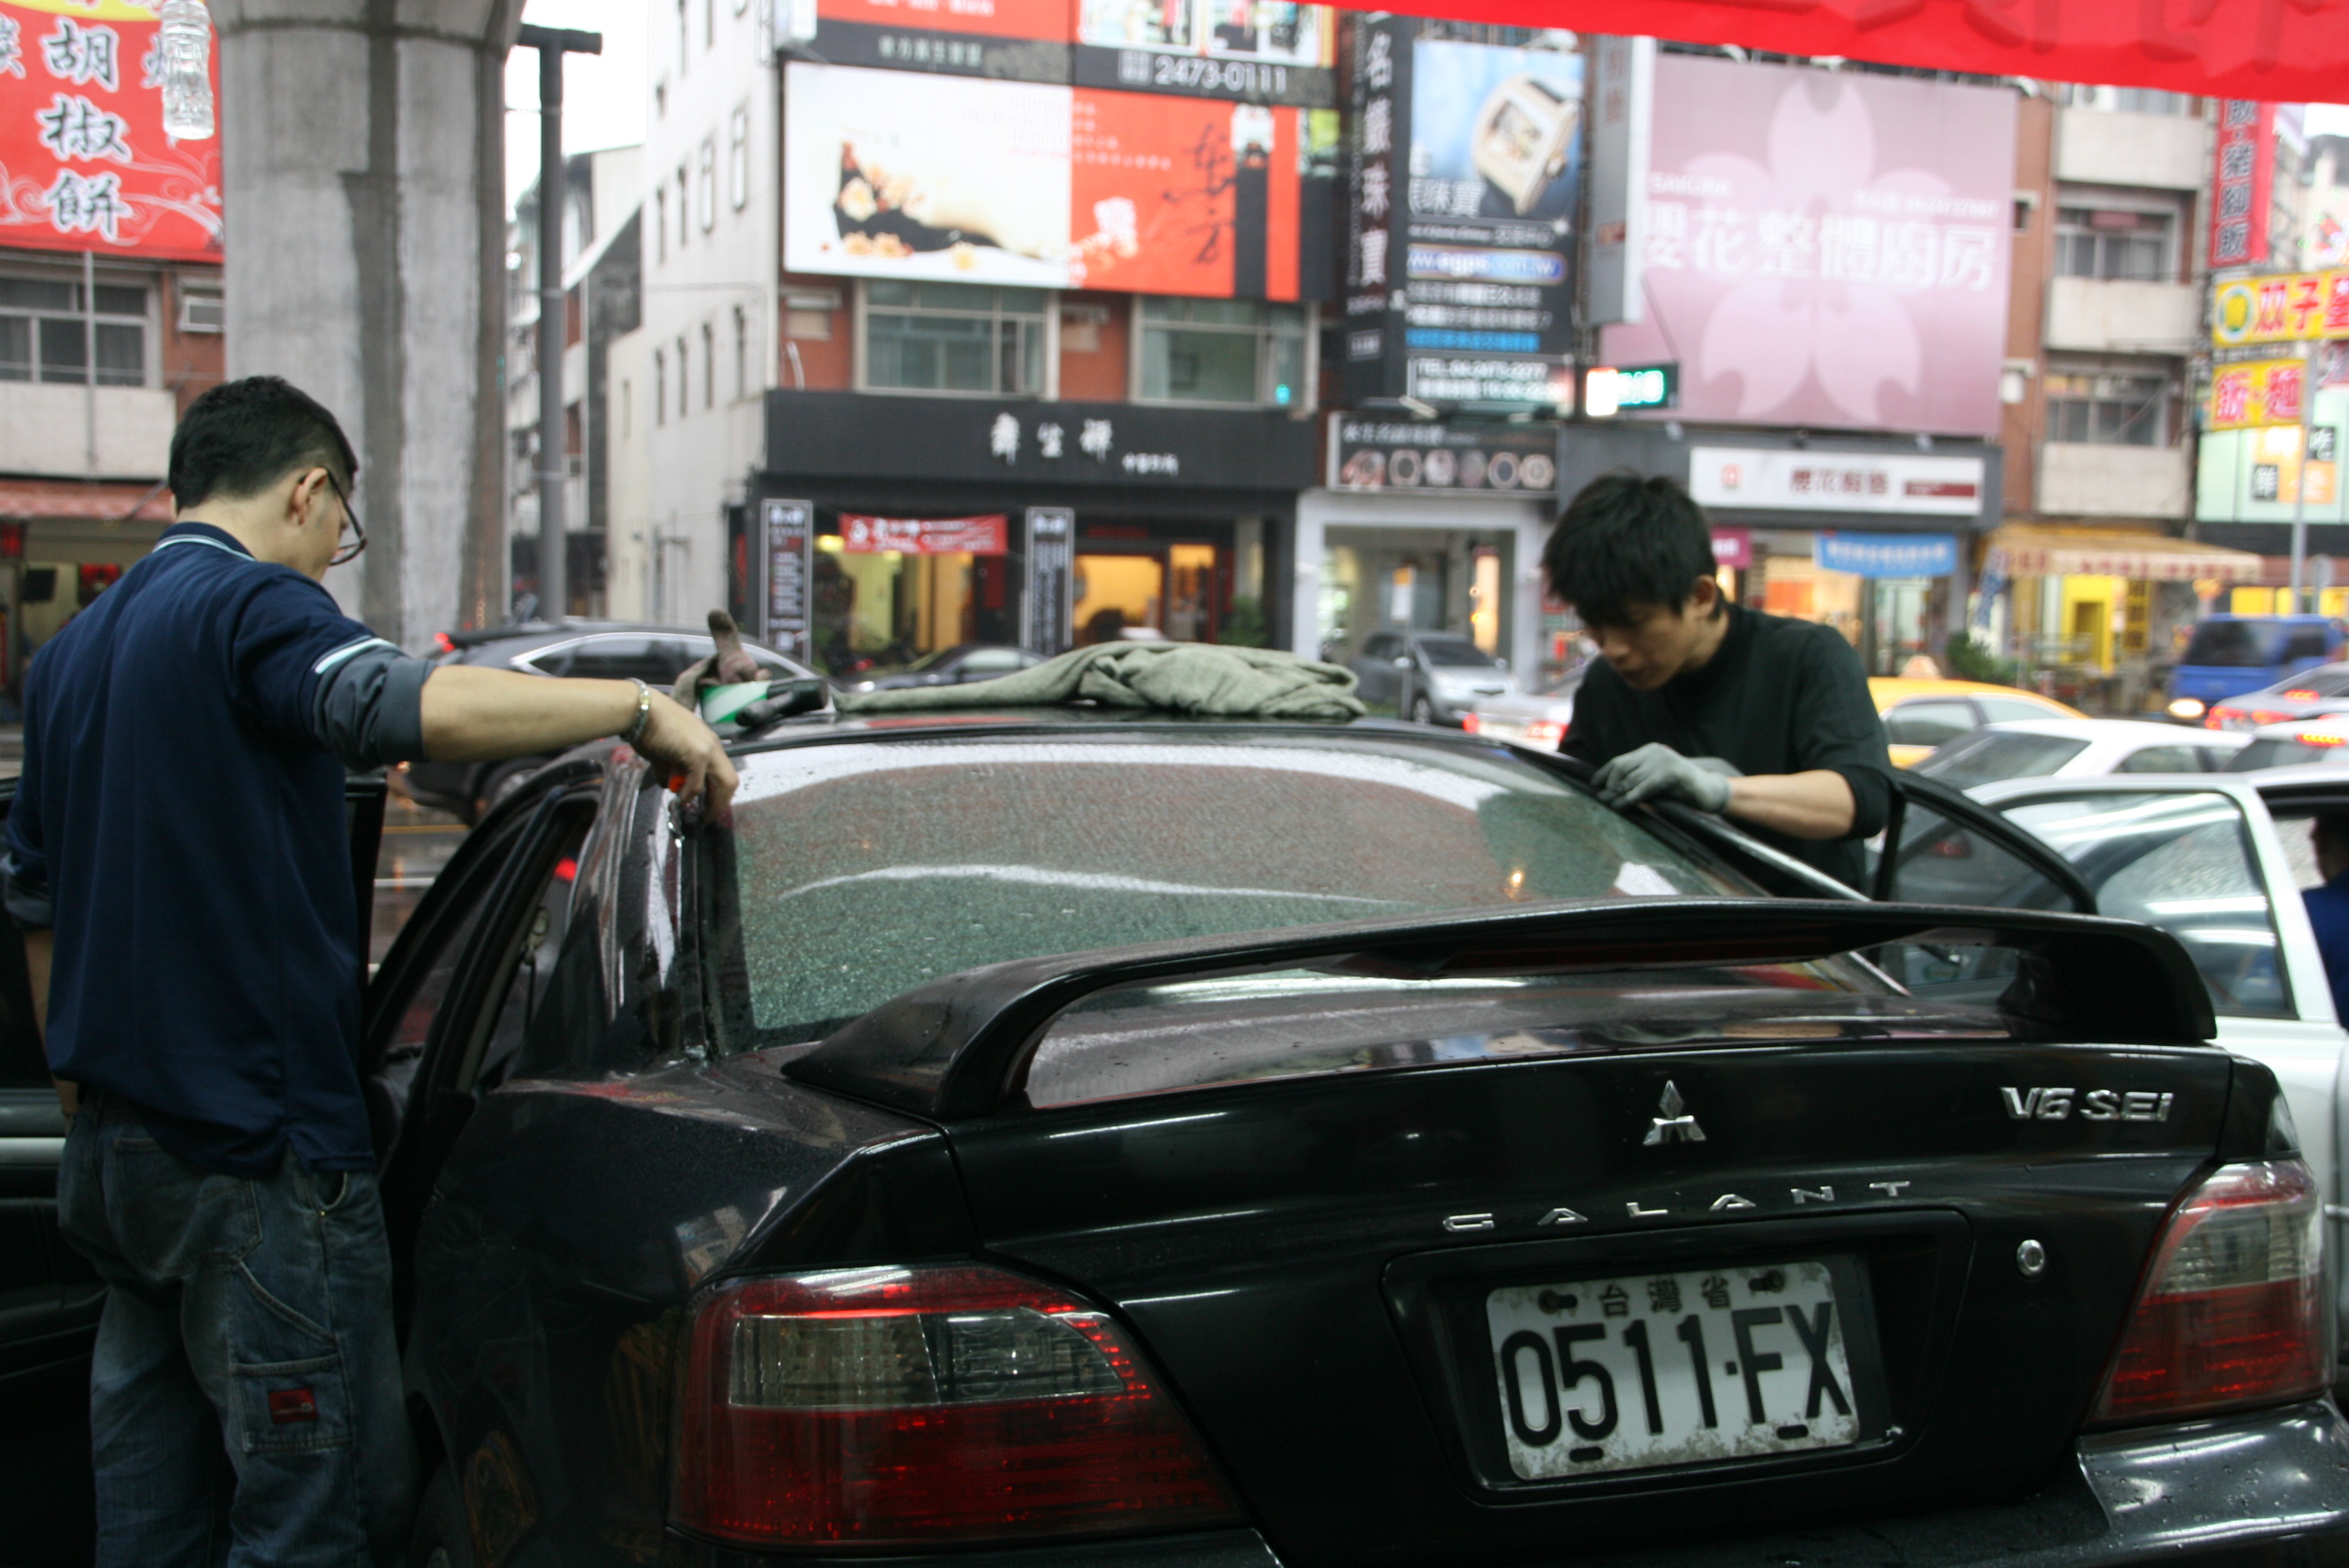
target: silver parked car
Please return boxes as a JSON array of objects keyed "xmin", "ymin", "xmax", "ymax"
[{"xmin": 1346, "ymin": 630, "xmax": 1518, "ymax": 726}]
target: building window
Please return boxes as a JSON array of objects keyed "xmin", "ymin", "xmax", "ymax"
[
  {"xmin": 702, "ymin": 320, "xmax": 715, "ymax": 408},
  {"xmin": 654, "ymin": 350, "xmax": 666, "ymax": 426},
  {"xmin": 733, "ymin": 304, "xmax": 748, "ymax": 400},
  {"xmin": 677, "ymin": 169, "xmax": 690, "ymax": 251},
  {"xmin": 697, "ymin": 138, "xmax": 717, "ymax": 233},
  {"xmin": 861, "ymin": 281, "xmax": 1047, "ymax": 396},
  {"xmin": 621, "ymin": 376, "xmax": 632, "ymax": 439},
  {"xmin": 677, "ymin": 335, "xmax": 688, "ymax": 418},
  {"xmin": 2055, "ymin": 206, "xmax": 2172, "ymax": 282},
  {"xmin": 2044, "ymin": 369, "xmax": 2165, "ymax": 445},
  {"xmin": 0, "ymin": 277, "xmax": 147, "ymax": 385},
  {"xmin": 1135, "ymin": 297, "xmax": 1306, "ymax": 407},
  {"xmin": 728, "ymin": 105, "xmax": 750, "ymax": 211},
  {"xmin": 677, "ymin": 0, "xmax": 688, "ymax": 69},
  {"xmin": 656, "ymin": 188, "xmax": 668, "ymax": 263}
]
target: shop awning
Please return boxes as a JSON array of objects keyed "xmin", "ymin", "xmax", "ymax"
[
  {"xmin": 0, "ymin": 480, "xmax": 172, "ymax": 525},
  {"xmin": 1989, "ymin": 528, "xmax": 2266, "ymax": 585}
]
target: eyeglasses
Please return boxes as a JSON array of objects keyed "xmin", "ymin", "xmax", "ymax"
[{"xmin": 324, "ymin": 472, "xmax": 366, "ymax": 567}]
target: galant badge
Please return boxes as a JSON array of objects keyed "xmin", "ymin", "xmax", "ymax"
[{"xmin": 1643, "ymin": 1079, "xmax": 1705, "ymax": 1145}]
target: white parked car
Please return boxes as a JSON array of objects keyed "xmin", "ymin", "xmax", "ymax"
[
  {"xmin": 1913, "ymin": 718, "xmax": 2247, "ymax": 789},
  {"xmin": 1463, "ymin": 668, "xmax": 1585, "ymax": 751},
  {"xmin": 2224, "ymin": 711, "xmax": 2349, "ymax": 772}
]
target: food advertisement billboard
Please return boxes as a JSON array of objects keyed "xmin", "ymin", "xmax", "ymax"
[
  {"xmin": 0, "ymin": 0, "xmax": 222, "ymax": 260},
  {"xmin": 1598, "ymin": 54, "xmax": 2015, "ymax": 437},
  {"xmin": 783, "ymin": 59, "xmax": 1325, "ymax": 299},
  {"xmin": 1344, "ymin": 20, "xmax": 1582, "ymax": 408}
]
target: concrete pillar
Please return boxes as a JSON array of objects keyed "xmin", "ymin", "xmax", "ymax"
[{"xmin": 213, "ymin": 0, "xmax": 521, "ymax": 645}]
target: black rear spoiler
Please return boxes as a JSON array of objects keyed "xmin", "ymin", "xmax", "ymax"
[{"xmin": 779, "ymin": 898, "xmax": 2217, "ymax": 1119}]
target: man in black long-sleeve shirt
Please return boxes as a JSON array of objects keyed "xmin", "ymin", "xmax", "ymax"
[{"xmin": 1548, "ymin": 473, "xmax": 1894, "ymax": 889}]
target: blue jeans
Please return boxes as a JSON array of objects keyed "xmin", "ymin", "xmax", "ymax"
[{"xmin": 56, "ymin": 1092, "xmax": 413, "ymax": 1568}]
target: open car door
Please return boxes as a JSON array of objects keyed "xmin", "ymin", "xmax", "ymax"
[
  {"xmin": 0, "ymin": 773, "xmax": 386, "ymax": 1565},
  {"xmin": 1962, "ymin": 773, "xmax": 2349, "ymax": 1361}
]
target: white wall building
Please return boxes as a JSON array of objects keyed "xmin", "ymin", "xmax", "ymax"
[{"xmin": 638, "ymin": 0, "xmax": 780, "ymax": 625}]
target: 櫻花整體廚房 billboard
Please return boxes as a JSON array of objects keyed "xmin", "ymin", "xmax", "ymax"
[
  {"xmin": 0, "ymin": 0, "xmax": 222, "ymax": 260},
  {"xmin": 1597, "ymin": 54, "xmax": 2015, "ymax": 437},
  {"xmin": 781, "ymin": 59, "xmax": 1333, "ymax": 299}
]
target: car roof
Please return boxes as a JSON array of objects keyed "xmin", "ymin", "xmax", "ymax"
[
  {"xmin": 1866, "ymin": 677, "xmax": 2086, "ymax": 716},
  {"xmin": 1973, "ymin": 717, "xmax": 2245, "ymax": 744}
]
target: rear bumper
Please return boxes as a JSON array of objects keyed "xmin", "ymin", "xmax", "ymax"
[{"xmin": 666, "ymin": 1401, "xmax": 2349, "ymax": 1568}]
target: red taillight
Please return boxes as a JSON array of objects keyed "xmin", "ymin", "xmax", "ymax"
[
  {"xmin": 672, "ymin": 1265, "xmax": 1239, "ymax": 1547},
  {"xmin": 2251, "ymin": 709, "xmax": 2290, "ymax": 726},
  {"xmin": 1461, "ymin": 713, "xmax": 1482, "ymax": 734},
  {"xmin": 2090, "ymin": 1160, "xmax": 2329, "ymax": 1427},
  {"xmin": 1524, "ymin": 720, "xmax": 1563, "ymax": 745},
  {"xmin": 2207, "ymin": 706, "xmax": 2241, "ymax": 730},
  {"xmin": 2284, "ymin": 689, "xmax": 2321, "ymax": 701},
  {"xmin": 433, "ymin": 631, "xmax": 457, "ymax": 653},
  {"xmin": 2299, "ymin": 731, "xmax": 2349, "ymax": 749}
]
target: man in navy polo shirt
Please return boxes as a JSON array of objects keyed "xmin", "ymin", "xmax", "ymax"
[{"xmin": 4, "ymin": 376, "xmax": 737, "ymax": 1567}]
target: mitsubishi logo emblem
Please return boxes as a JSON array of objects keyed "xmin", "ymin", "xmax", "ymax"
[{"xmin": 1643, "ymin": 1080, "xmax": 1706, "ymax": 1145}]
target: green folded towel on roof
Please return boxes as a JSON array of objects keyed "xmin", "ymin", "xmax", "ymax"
[{"xmin": 832, "ymin": 642, "xmax": 1366, "ymax": 721}]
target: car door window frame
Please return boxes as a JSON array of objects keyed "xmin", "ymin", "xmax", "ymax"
[
  {"xmin": 1874, "ymin": 773, "xmax": 2098, "ymax": 912},
  {"xmin": 1978, "ymin": 776, "xmax": 2328, "ymax": 1026}
]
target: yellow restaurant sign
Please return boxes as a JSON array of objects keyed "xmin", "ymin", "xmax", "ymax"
[
  {"xmin": 2209, "ymin": 358, "xmax": 2309, "ymax": 430},
  {"xmin": 2214, "ymin": 271, "xmax": 2349, "ymax": 346}
]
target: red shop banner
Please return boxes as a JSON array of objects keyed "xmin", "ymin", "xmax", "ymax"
[
  {"xmin": 1337, "ymin": 0, "xmax": 2349, "ymax": 105},
  {"xmin": 0, "ymin": 0, "xmax": 222, "ymax": 261},
  {"xmin": 840, "ymin": 513, "xmax": 1012, "ymax": 555}
]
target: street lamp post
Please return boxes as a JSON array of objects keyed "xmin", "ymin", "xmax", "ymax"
[{"xmin": 519, "ymin": 23, "xmax": 601, "ymax": 623}]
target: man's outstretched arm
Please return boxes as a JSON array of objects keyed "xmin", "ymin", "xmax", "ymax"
[{"xmin": 415, "ymin": 665, "xmax": 738, "ymax": 817}]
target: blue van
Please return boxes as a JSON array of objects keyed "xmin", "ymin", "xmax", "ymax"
[{"xmin": 2168, "ymin": 614, "xmax": 2349, "ymax": 720}]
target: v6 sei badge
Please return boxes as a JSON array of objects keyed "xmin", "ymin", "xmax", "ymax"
[{"xmin": 2002, "ymin": 1087, "xmax": 2175, "ymax": 1123}]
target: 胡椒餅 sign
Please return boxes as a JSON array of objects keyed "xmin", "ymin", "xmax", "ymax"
[
  {"xmin": 1342, "ymin": 17, "xmax": 1582, "ymax": 410},
  {"xmin": 0, "ymin": 0, "xmax": 221, "ymax": 259}
]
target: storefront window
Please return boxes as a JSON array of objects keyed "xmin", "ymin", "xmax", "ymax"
[
  {"xmin": 812, "ymin": 525, "xmax": 1019, "ymax": 674},
  {"xmin": 862, "ymin": 282, "xmax": 1048, "ymax": 397},
  {"xmin": 0, "ymin": 278, "xmax": 148, "ymax": 386},
  {"xmin": 2044, "ymin": 369, "xmax": 2165, "ymax": 445},
  {"xmin": 1136, "ymin": 298, "xmax": 1308, "ymax": 408},
  {"xmin": 1317, "ymin": 526, "xmax": 1514, "ymax": 663}
]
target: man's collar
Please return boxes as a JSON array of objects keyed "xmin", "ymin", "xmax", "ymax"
[
  {"xmin": 1667, "ymin": 602, "xmax": 1748, "ymax": 698},
  {"xmin": 156, "ymin": 520, "xmax": 257, "ymax": 560}
]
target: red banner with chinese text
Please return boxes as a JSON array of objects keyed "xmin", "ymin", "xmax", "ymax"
[
  {"xmin": 2210, "ymin": 101, "xmax": 2274, "ymax": 269},
  {"xmin": 1327, "ymin": 0, "xmax": 2349, "ymax": 106},
  {"xmin": 0, "ymin": 0, "xmax": 221, "ymax": 261},
  {"xmin": 840, "ymin": 514, "xmax": 1012, "ymax": 555}
]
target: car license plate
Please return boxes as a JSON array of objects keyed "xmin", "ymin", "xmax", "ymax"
[{"xmin": 1485, "ymin": 1259, "xmax": 1859, "ymax": 1480}]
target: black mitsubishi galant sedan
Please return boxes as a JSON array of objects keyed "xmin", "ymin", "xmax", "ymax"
[{"xmin": 3, "ymin": 708, "xmax": 2346, "ymax": 1567}]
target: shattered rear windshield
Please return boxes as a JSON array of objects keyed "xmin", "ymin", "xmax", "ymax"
[{"xmin": 714, "ymin": 730, "xmax": 1746, "ymax": 1045}]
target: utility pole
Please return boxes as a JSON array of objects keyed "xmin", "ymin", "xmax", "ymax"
[
  {"xmin": 519, "ymin": 23, "xmax": 601, "ymax": 622},
  {"xmin": 2291, "ymin": 339, "xmax": 2316, "ymax": 614}
]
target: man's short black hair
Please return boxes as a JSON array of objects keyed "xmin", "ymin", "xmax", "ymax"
[
  {"xmin": 168, "ymin": 376, "xmax": 358, "ymax": 513},
  {"xmin": 1542, "ymin": 471, "xmax": 1720, "ymax": 627},
  {"xmin": 2314, "ymin": 812, "xmax": 2349, "ymax": 847}
]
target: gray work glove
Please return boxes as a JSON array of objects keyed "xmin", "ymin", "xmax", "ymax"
[{"xmin": 1592, "ymin": 743, "xmax": 1740, "ymax": 814}]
